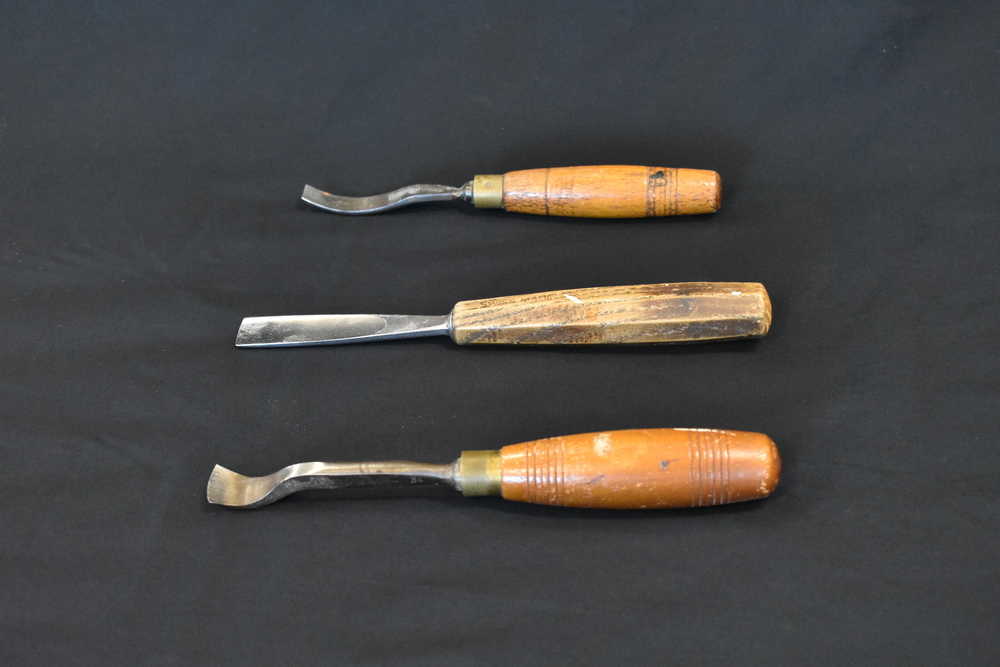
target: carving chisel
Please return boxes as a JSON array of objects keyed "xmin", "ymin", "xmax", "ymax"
[
  {"xmin": 302, "ymin": 165, "xmax": 720, "ymax": 217},
  {"xmin": 207, "ymin": 428, "xmax": 781, "ymax": 510},
  {"xmin": 235, "ymin": 282, "xmax": 770, "ymax": 348}
]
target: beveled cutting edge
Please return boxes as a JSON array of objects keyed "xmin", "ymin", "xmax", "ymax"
[{"xmin": 302, "ymin": 183, "xmax": 473, "ymax": 214}]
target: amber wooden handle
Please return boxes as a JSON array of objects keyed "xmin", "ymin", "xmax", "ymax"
[
  {"xmin": 450, "ymin": 282, "xmax": 770, "ymax": 345},
  {"xmin": 500, "ymin": 166, "xmax": 720, "ymax": 217},
  {"xmin": 499, "ymin": 429, "xmax": 780, "ymax": 509}
]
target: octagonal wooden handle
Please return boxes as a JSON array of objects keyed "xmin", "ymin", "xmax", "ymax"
[
  {"xmin": 451, "ymin": 282, "xmax": 770, "ymax": 345},
  {"xmin": 501, "ymin": 166, "xmax": 720, "ymax": 217},
  {"xmin": 499, "ymin": 428, "xmax": 780, "ymax": 509}
]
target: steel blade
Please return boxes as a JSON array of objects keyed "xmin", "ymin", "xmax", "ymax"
[
  {"xmin": 207, "ymin": 461, "xmax": 457, "ymax": 508},
  {"xmin": 235, "ymin": 313, "xmax": 451, "ymax": 347},
  {"xmin": 302, "ymin": 183, "xmax": 470, "ymax": 214}
]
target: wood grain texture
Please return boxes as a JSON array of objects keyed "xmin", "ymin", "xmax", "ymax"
[
  {"xmin": 500, "ymin": 429, "xmax": 780, "ymax": 509},
  {"xmin": 450, "ymin": 282, "xmax": 770, "ymax": 345},
  {"xmin": 501, "ymin": 165, "xmax": 721, "ymax": 217}
]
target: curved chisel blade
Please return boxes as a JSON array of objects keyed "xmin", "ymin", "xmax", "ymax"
[
  {"xmin": 235, "ymin": 314, "xmax": 451, "ymax": 347},
  {"xmin": 302, "ymin": 183, "xmax": 467, "ymax": 214},
  {"xmin": 207, "ymin": 461, "xmax": 456, "ymax": 508}
]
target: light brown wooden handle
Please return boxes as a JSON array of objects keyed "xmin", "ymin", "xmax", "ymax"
[
  {"xmin": 499, "ymin": 429, "xmax": 780, "ymax": 509},
  {"xmin": 500, "ymin": 166, "xmax": 720, "ymax": 217},
  {"xmin": 450, "ymin": 282, "xmax": 770, "ymax": 345}
]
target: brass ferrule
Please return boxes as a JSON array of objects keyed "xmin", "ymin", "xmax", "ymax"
[
  {"xmin": 472, "ymin": 174, "xmax": 504, "ymax": 209},
  {"xmin": 458, "ymin": 449, "xmax": 502, "ymax": 496}
]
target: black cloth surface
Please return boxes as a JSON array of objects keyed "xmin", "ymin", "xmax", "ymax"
[{"xmin": 2, "ymin": 2, "xmax": 998, "ymax": 664}]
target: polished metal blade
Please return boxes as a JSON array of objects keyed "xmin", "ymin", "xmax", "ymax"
[
  {"xmin": 302, "ymin": 183, "xmax": 471, "ymax": 214},
  {"xmin": 207, "ymin": 461, "xmax": 457, "ymax": 509},
  {"xmin": 235, "ymin": 313, "xmax": 451, "ymax": 347}
]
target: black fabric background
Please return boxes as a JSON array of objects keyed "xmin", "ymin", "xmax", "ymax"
[{"xmin": 2, "ymin": 2, "xmax": 998, "ymax": 664}]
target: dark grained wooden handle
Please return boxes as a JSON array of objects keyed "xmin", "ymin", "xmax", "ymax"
[
  {"xmin": 501, "ymin": 166, "xmax": 720, "ymax": 217},
  {"xmin": 450, "ymin": 282, "xmax": 770, "ymax": 345},
  {"xmin": 499, "ymin": 429, "xmax": 780, "ymax": 509}
]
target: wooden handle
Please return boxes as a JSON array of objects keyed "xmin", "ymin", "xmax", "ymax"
[
  {"xmin": 499, "ymin": 429, "xmax": 780, "ymax": 509},
  {"xmin": 450, "ymin": 282, "xmax": 770, "ymax": 345},
  {"xmin": 500, "ymin": 166, "xmax": 720, "ymax": 217}
]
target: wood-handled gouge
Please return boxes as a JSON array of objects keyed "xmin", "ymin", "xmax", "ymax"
[
  {"xmin": 207, "ymin": 429, "xmax": 781, "ymax": 510},
  {"xmin": 303, "ymin": 165, "xmax": 721, "ymax": 217},
  {"xmin": 235, "ymin": 282, "xmax": 770, "ymax": 348}
]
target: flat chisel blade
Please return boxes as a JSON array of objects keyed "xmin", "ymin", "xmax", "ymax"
[{"xmin": 235, "ymin": 314, "xmax": 451, "ymax": 347}]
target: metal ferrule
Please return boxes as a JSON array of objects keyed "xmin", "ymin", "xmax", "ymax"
[
  {"xmin": 472, "ymin": 174, "xmax": 504, "ymax": 209},
  {"xmin": 457, "ymin": 450, "xmax": 502, "ymax": 496}
]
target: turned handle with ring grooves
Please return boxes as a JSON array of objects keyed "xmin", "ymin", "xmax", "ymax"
[
  {"xmin": 472, "ymin": 166, "xmax": 721, "ymax": 217},
  {"xmin": 459, "ymin": 429, "xmax": 780, "ymax": 509}
]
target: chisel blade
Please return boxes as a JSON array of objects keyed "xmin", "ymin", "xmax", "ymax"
[
  {"xmin": 302, "ymin": 184, "xmax": 468, "ymax": 214},
  {"xmin": 235, "ymin": 314, "xmax": 451, "ymax": 347}
]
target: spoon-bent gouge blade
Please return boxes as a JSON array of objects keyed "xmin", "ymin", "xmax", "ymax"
[
  {"xmin": 235, "ymin": 282, "xmax": 770, "ymax": 348},
  {"xmin": 207, "ymin": 429, "xmax": 781, "ymax": 510},
  {"xmin": 302, "ymin": 165, "xmax": 721, "ymax": 218}
]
